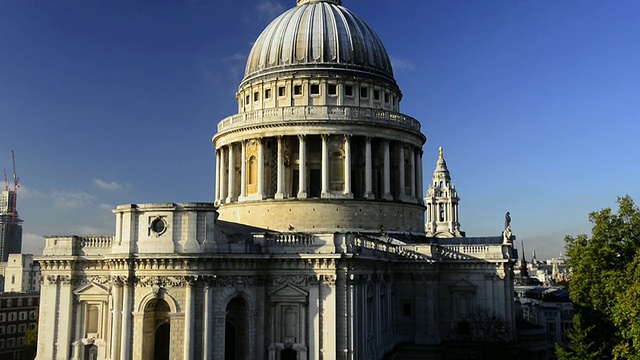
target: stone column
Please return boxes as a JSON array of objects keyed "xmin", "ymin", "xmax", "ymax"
[
  {"xmin": 58, "ymin": 278, "xmax": 74, "ymax": 360},
  {"xmin": 73, "ymin": 302, "xmax": 84, "ymax": 359},
  {"xmin": 308, "ymin": 277, "xmax": 320, "ymax": 359},
  {"xmin": 219, "ymin": 147, "xmax": 227, "ymax": 204},
  {"xmin": 410, "ymin": 147, "xmax": 416, "ymax": 198},
  {"xmin": 120, "ymin": 278, "xmax": 133, "ymax": 360},
  {"xmin": 364, "ymin": 137, "xmax": 374, "ymax": 199},
  {"xmin": 383, "ymin": 140, "xmax": 392, "ymax": 200},
  {"xmin": 240, "ymin": 140, "xmax": 247, "ymax": 200},
  {"xmin": 184, "ymin": 278, "xmax": 195, "ymax": 360},
  {"xmin": 257, "ymin": 138, "xmax": 265, "ymax": 198},
  {"xmin": 398, "ymin": 145, "xmax": 406, "ymax": 198},
  {"xmin": 213, "ymin": 312, "xmax": 227, "ymax": 360},
  {"xmin": 343, "ymin": 135, "xmax": 353, "ymax": 197},
  {"xmin": 275, "ymin": 136, "xmax": 285, "ymax": 199},
  {"xmin": 347, "ymin": 275, "xmax": 356, "ymax": 360},
  {"xmin": 321, "ymin": 134, "xmax": 329, "ymax": 198},
  {"xmin": 215, "ymin": 150, "xmax": 221, "ymax": 204},
  {"xmin": 297, "ymin": 135, "xmax": 307, "ymax": 199},
  {"xmin": 226, "ymin": 144, "xmax": 235, "ymax": 203},
  {"xmin": 417, "ymin": 150, "xmax": 424, "ymax": 203},
  {"xmin": 203, "ymin": 284, "xmax": 213, "ymax": 360},
  {"xmin": 110, "ymin": 280, "xmax": 123, "ymax": 359}
]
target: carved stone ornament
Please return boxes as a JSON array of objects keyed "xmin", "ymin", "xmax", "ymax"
[
  {"xmin": 137, "ymin": 276, "xmax": 198, "ymax": 288},
  {"xmin": 214, "ymin": 275, "xmax": 257, "ymax": 287},
  {"xmin": 273, "ymin": 275, "xmax": 307, "ymax": 286}
]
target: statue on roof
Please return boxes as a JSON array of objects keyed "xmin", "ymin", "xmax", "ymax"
[{"xmin": 503, "ymin": 212, "xmax": 512, "ymax": 244}]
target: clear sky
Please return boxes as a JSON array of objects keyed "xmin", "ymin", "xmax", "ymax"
[{"xmin": 1, "ymin": 0, "xmax": 638, "ymax": 260}]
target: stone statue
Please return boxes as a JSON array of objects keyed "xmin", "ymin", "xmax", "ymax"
[{"xmin": 503, "ymin": 212, "xmax": 512, "ymax": 244}]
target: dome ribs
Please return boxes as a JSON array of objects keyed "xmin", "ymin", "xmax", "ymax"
[
  {"xmin": 243, "ymin": 2, "xmax": 396, "ymax": 84},
  {"xmin": 324, "ymin": 4, "xmax": 339, "ymax": 62}
]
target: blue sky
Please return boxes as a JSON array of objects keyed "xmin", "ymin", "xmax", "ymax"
[{"xmin": 1, "ymin": 0, "xmax": 638, "ymax": 260}]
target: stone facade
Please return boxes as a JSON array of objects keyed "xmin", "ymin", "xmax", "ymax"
[{"xmin": 35, "ymin": 1, "xmax": 517, "ymax": 359}]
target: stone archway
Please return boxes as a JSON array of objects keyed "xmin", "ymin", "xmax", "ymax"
[
  {"xmin": 142, "ymin": 298, "xmax": 171, "ymax": 360},
  {"xmin": 225, "ymin": 297, "xmax": 248, "ymax": 360}
]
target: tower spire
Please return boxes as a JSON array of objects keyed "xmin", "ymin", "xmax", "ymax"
[{"xmin": 425, "ymin": 147, "xmax": 463, "ymax": 238}]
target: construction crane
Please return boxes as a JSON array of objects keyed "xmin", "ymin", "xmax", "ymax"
[
  {"xmin": 11, "ymin": 150, "xmax": 18, "ymax": 224},
  {"xmin": 3, "ymin": 168, "xmax": 7, "ymax": 191}
]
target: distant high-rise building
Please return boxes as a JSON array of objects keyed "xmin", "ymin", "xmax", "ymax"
[{"xmin": 0, "ymin": 190, "xmax": 22, "ymax": 263}]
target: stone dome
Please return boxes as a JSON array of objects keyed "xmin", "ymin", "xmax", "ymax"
[{"xmin": 242, "ymin": 0, "xmax": 395, "ymax": 85}]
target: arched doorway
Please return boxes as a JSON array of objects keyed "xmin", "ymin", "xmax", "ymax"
[
  {"xmin": 225, "ymin": 297, "xmax": 248, "ymax": 360},
  {"xmin": 142, "ymin": 299, "xmax": 171, "ymax": 360}
]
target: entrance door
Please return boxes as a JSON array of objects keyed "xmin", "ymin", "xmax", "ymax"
[{"xmin": 281, "ymin": 349, "xmax": 297, "ymax": 360}]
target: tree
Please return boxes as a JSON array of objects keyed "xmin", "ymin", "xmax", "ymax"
[
  {"xmin": 22, "ymin": 324, "xmax": 38, "ymax": 360},
  {"xmin": 559, "ymin": 195, "xmax": 640, "ymax": 360}
]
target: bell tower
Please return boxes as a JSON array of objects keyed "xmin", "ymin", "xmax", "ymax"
[{"xmin": 425, "ymin": 147, "xmax": 464, "ymax": 238}]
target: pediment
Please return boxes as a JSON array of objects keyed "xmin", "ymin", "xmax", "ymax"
[
  {"xmin": 74, "ymin": 282, "xmax": 110, "ymax": 297},
  {"xmin": 269, "ymin": 284, "xmax": 308, "ymax": 302},
  {"xmin": 449, "ymin": 278, "xmax": 477, "ymax": 293}
]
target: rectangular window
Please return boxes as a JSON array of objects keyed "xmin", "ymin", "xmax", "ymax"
[
  {"xmin": 264, "ymin": 88, "xmax": 271, "ymax": 99},
  {"xmin": 18, "ymin": 324, "xmax": 26, "ymax": 333},
  {"xmin": 278, "ymin": 86, "xmax": 286, "ymax": 97},
  {"xmin": 373, "ymin": 89, "xmax": 380, "ymax": 100},
  {"xmin": 245, "ymin": 95, "xmax": 250, "ymax": 105},
  {"xmin": 7, "ymin": 338, "xmax": 14, "ymax": 347},
  {"xmin": 0, "ymin": 326, "xmax": 5, "ymax": 335},
  {"xmin": 384, "ymin": 92, "xmax": 390, "ymax": 103},
  {"xmin": 0, "ymin": 339, "xmax": 4, "ymax": 348},
  {"xmin": 29, "ymin": 311, "xmax": 36, "ymax": 320},
  {"xmin": 328, "ymin": 84, "xmax": 337, "ymax": 95},
  {"xmin": 0, "ymin": 314, "xmax": 5, "ymax": 322},
  {"xmin": 17, "ymin": 337, "xmax": 24, "ymax": 346},
  {"xmin": 310, "ymin": 84, "xmax": 320, "ymax": 95},
  {"xmin": 293, "ymin": 85, "xmax": 302, "ymax": 96},
  {"xmin": 344, "ymin": 85, "xmax": 353, "ymax": 96},
  {"xmin": 8, "ymin": 313, "xmax": 16, "ymax": 321},
  {"xmin": 253, "ymin": 92, "xmax": 259, "ymax": 102},
  {"xmin": 19, "ymin": 312, "xmax": 27, "ymax": 320},
  {"xmin": 360, "ymin": 86, "xmax": 368, "ymax": 98},
  {"xmin": 8, "ymin": 325, "xmax": 16, "ymax": 334}
]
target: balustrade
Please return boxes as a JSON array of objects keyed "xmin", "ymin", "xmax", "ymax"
[{"xmin": 217, "ymin": 105, "xmax": 420, "ymax": 132}]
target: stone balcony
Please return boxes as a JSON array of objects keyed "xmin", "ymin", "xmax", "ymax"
[{"xmin": 217, "ymin": 105, "xmax": 421, "ymax": 133}]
